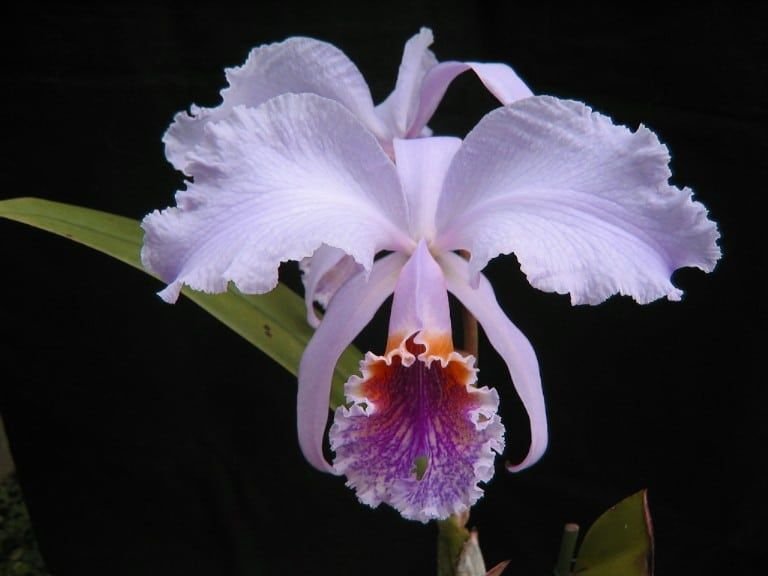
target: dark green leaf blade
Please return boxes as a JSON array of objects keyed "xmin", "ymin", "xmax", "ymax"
[
  {"xmin": 0, "ymin": 197, "xmax": 359, "ymax": 407},
  {"xmin": 574, "ymin": 490, "xmax": 654, "ymax": 576}
]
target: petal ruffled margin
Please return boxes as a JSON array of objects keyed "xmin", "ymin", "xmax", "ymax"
[
  {"xmin": 436, "ymin": 96, "xmax": 721, "ymax": 305},
  {"xmin": 330, "ymin": 337, "xmax": 504, "ymax": 522},
  {"xmin": 164, "ymin": 36, "xmax": 386, "ymax": 173},
  {"xmin": 142, "ymin": 94, "xmax": 412, "ymax": 303},
  {"xmin": 440, "ymin": 252, "xmax": 547, "ymax": 472}
]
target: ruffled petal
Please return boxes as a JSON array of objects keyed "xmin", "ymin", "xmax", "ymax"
[
  {"xmin": 164, "ymin": 37, "xmax": 387, "ymax": 173},
  {"xmin": 436, "ymin": 96, "xmax": 721, "ymax": 305},
  {"xmin": 439, "ymin": 252, "xmax": 546, "ymax": 472},
  {"xmin": 407, "ymin": 60, "xmax": 533, "ymax": 137},
  {"xmin": 375, "ymin": 28, "xmax": 438, "ymax": 140},
  {"xmin": 300, "ymin": 245, "xmax": 362, "ymax": 328},
  {"xmin": 393, "ymin": 137, "xmax": 461, "ymax": 241},
  {"xmin": 330, "ymin": 339, "xmax": 504, "ymax": 522},
  {"xmin": 142, "ymin": 94, "xmax": 411, "ymax": 303},
  {"xmin": 330, "ymin": 244, "xmax": 504, "ymax": 521},
  {"xmin": 297, "ymin": 253, "xmax": 408, "ymax": 473}
]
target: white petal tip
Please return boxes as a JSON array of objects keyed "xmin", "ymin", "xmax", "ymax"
[{"xmin": 157, "ymin": 282, "xmax": 182, "ymax": 303}]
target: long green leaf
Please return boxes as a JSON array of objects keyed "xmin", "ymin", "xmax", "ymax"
[
  {"xmin": 574, "ymin": 490, "xmax": 654, "ymax": 576},
  {"xmin": 0, "ymin": 197, "xmax": 359, "ymax": 408}
]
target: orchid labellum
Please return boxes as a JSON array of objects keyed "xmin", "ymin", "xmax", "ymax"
[{"xmin": 142, "ymin": 32, "xmax": 720, "ymax": 522}]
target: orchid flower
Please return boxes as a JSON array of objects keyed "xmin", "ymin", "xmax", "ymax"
[
  {"xmin": 141, "ymin": 87, "xmax": 720, "ymax": 521},
  {"xmin": 160, "ymin": 28, "xmax": 532, "ymax": 327}
]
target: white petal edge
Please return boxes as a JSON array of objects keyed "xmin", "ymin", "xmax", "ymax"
[
  {"xmin": 436, "ymin": 96, "xmax": 721, "ymax": 305},
  {"xmin": 142, "ymin": 94, "xmax": 412, "ymax": 303},
  {"xmin": 330, "ymin": 340, "xmax": 504, "ymax": 522},
  {"xmin": 297, "ymin": 252, "xmax": 408, "ymax": 472},
  {"xmin": 406, "ymin": 60, "xmax": 534, "ymax": 137},
  {"xmin": 164, "ymin": 36, "xmax": 387, "ymax": 173},
  {"xmin": 439, "ymin": 251, "xmax": 547, "ymax": 472}
]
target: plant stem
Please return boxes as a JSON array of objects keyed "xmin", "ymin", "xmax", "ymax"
[
  {"xmin": 437, "ymin": 513, "xmax": 471, "ymax": 576},
  {"xmin": 554, "ymin": 523, "xmax": 580, "ymax": 576}
]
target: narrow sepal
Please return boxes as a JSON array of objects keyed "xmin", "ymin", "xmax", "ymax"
[
  {"xmin": 440, "ymin": 252, "xmax": 547, "ymax": 471},
  {"xmin": 297, "ymin": 253, "xmax": 407, "ymax": 472}
]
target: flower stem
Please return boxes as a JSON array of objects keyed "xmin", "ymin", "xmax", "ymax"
[
  {"xmin": 437, "ymin": 512, "xmax": 470, "ymax": 576},
  {"xmin": 554, "ymin": 523, "xmax": 580, "ymax": 576}
]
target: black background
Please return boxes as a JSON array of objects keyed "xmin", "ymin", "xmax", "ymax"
[{"xmin": 1, "ymin": 2, "xmax": 763, "ymax": 575}]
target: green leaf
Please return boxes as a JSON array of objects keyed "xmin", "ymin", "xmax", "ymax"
[
  {"xmin": 0, "ymin": 197, "xmax": 359, "ymax": 408},
  {"xmin": 573, "ymin": 490, "xmax": 654, "ymax": 576}
]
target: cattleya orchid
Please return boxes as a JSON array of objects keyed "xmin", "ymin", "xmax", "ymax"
[{"xmin": 141, "ymin": 32, "xmax": 720, "ymax": 522}]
